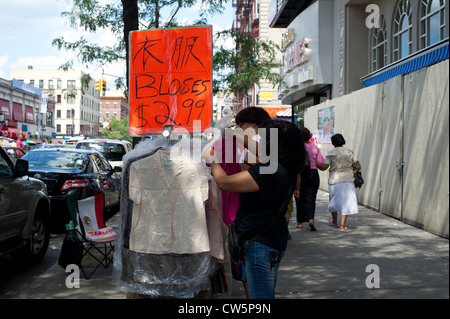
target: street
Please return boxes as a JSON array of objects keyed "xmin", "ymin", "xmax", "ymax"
[
  {"xmin": 1, "ymin": 190, "xmax": 448, "ymax": 300},
  {"xmin": 0, "ymin": 207, "xmax": 119, "ymax": 299},
  {"xmin": 0, "ymin": 233, "xmax": 64, "ymax": 298}
]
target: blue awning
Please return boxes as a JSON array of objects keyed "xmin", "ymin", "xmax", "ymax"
[{"xmin": 362, "ymin": 40, "xmax": 449, "ymax": 88}]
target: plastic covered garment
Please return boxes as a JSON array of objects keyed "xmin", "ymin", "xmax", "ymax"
[
  {"xmin": 112, "ymin": 136, "xmax": 224, "ymax": 298},
  {"xmin": 128, "ymin": 149, "xmax": 209, "ymax": 254}
]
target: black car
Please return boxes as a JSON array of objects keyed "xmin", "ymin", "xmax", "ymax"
[
  {"xmin": 0, "ymin": 147, "xmax": 51, "ymax": 264},
  {"xmin": 1, "ymin": 146, "xmax": 26, "ymax": 163},
  {"xmin": 21, "ymin": 148, "xmax": 122, "ymax": 232}
]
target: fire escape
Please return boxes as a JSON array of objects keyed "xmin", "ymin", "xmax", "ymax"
[{"xmin": 232, "ymin": 0, "xmax": 260, "ymax": 110}]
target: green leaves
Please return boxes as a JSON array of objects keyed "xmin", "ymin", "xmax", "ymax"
[
  {"xmin": 213, "ymin": 29, "xmax": 283, "ymax": 95},
  {"xmin": 54, "ymin": 1, "xmax": 282, "ymax": 98}
]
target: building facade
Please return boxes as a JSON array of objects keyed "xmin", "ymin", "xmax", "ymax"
[
  {"xmin": 269, "ymin": 0, "xmax": 449, "ymax": 237},
  {"xmin": 10, "ymin": 68, "xmax": 101, "ymax": 139},
  {"xmin": 100, "ymin": 94, "xmax": 129, "ymax": 129},
  {"xmin": 0, "ymin": 77, "xmax": 56, "ymax": 140},
  {"xmin": 270, "ymin": 0, "xmax": 449, "ymax": 124},
  {"xmin": 100, "ymin": 95, "xmax": 129, "ymax": 122},
  {"xmin": 233, "ymin": 0, "xmax": 290, "ymax": 115}
]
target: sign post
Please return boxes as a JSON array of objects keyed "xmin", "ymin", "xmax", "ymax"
[{"xmin": 128, "ymin": 26, "xmax": 213, "ymax": 136}]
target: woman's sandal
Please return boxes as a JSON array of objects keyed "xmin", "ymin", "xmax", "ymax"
[
  {"xmin": 309, "ymin": 223, "xmax": 317, "ymax": 231},
  {"xmin": 295, "ymin": 224, "xmax": 303, "ymax": 229},
  {"xmin": 328, "ymin": 220, "xmax": 338, "ymax": 227},
  {"xmin": 338, "ymin": 227, "xmax": 349, "ymax": 231}
]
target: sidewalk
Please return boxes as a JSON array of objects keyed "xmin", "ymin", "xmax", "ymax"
[{"xmin": 13, "ymin": 190, "xmax": 449, "ymax": 299}]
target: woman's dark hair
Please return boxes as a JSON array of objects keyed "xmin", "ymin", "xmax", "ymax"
[
  {"xmin": 331, "ymin": 133, "xmax": 346, "ymax": 147},
  {"xmin": 235, "ymin": 106, "xmax": 271, "ymax": 126},
  {"xmin": 300, "ymin": 127, "xmax": 311, "ymax": 143},
  {"xmin": 258, "ymin": 119, "xmax": 305, "ymax": 174}
]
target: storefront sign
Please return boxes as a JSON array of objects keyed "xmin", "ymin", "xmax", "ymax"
[
  {"xmin": 281, "ymin": 29, "xmax": 295, "ymax": 50},
  {"xmin": 284, "ymin": 37, "xmax": 311, "ymax": 72},
  {"xmin": 259, "ymin": 92, "xmax": 273, "ymax": 99},
  {"xmin": 12, "ymin": 79, "xmax": 41, "ymax": 97},
  {"xmin": 299, "ymin": 65, "xmax": 313, "ymax": 83},
  {"xmin": 262, "ymin": 107, "xmax": 288, "ymax": 117},
  {"xmin": 128, "ymin": 26, "xmax": 213, "ymax": 135},
  {"xmin": 41, "ymin": 94, "xmax": 48, "ymax": 113}
]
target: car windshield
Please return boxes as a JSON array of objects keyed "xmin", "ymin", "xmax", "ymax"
[
  {"xmin": 23, "ymin": 151, "xmax": 88, "ymax": 170},
  {"xmin": 76, "ymin": 142, "xmax": 126, "ymax": 161}
]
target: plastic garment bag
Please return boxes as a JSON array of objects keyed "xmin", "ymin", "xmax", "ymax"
[{"xmin": 113, "ymin": 137, "xmax": 223, "ymax": 298}]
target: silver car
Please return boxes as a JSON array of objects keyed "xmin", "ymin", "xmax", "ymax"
[{"xmin": 0, "ymin": 147, "xmax": 51, "ymax": 264}]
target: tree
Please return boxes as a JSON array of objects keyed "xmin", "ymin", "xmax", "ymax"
[
  {"xmin": 53, "ymin": 1, "xmax": 283, "ymax": 116},
  {"xmin": 103, "ymin": 116, "xmax": 132, "ymax": 141},
  {"xmin": 213, "ymin": 29, "xmax": 283, "ymax": 100},
  {"xmin": 52, "ymin": 0, "xmax": 227, "ymax": 90}
]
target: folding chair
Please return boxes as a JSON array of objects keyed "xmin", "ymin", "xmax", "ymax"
[{"xmin": 72, "ymin": 192, "xmax": 117, "ymax": 279}]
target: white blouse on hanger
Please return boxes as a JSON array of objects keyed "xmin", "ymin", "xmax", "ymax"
[{"xmin": 128, "ymin": 150, "xmax": 210, "ymax": 254}]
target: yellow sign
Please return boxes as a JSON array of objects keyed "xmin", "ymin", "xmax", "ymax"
[{"xmin": 259, "ymin": 92, "xmax": 273, "ymax": 99}]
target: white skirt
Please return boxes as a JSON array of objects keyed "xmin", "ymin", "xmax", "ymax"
[{"xmin": 327, "ymin": 182, "xmax": 359, "ymax": 215}]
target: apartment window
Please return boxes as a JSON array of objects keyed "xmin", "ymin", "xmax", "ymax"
[
  {"xmin": 67, "ymin": 95, "xmax": 76, "ymax": 104},
  {"xmin": 57, "ymin": 110, "xmax": 61, "ymax": 118},
  {"xmin": 56, "ymin": 124, "xmax": 61, "ymax": 133},
  {"xmin": 57, "ymin": 79, "xmax": 62, "ymax": 89},
  {"xmin": 30, "ymin": 80, "xmax": 35, "ymax": 86},
  {"xmin": 114, "ymin": 102, "xmax": 117, "ymax": 109},
  {"xmin": 393, "ymin": 0, "xmax": 412, "ymax": 61},
  {"xmin": 67, "ymin": 80, "xmax": 76, "ymax": 89},
  {"xmin": 48, "ymin": 79, "xmax": 54, "ymax": 89},
  {"xmin": 57, "ymin": 94, "xmax": 62, "ymax": 103},
  {"xmin": 106, "ymin": 102, "xmax": 109, "ymax": 109},
  {"xmin": 66, "ymin": 124, "xmax": 74, "ymax": 135},
  {"xmin": 67, "ymin": 109, "xmax": 75, "ymax": 119},
  {"xmin": 39, "ymin": 80, "xmax": 44, "ymax": 89},
  {"xmin": 420, "ymin": 0, "xmax": 446, "ymax": 49},
  {"xmin": 371, "ymin": 14, "xmax": 387, "ymax": 72},
  {"xmin": 106, "ymin": 112, "xmax": 109, "ymax": 119}
]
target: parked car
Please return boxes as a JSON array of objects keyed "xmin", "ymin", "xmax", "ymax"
[
  {"xmin": 31, "ymin": 144, "xmax": 74, "ymax": 150},
  {"xmin": 1, "ymin": 146, "xmax": 26, "ymax": 163},
  {"xmin": 75, "ymin": 139, "xmax": 132, "ymax": 168},
  {"xmin": 21, "ymin": 148, "xmax": 122, "ymax": 233},
  {"xmin": 0, "ymin": 147, "xmax": 51, "ymax": 264}
]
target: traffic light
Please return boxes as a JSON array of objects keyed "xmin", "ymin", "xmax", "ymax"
[
  {"xmin": 95, "ymin": 79, "xmax": 101, "ymax": 91},
  {"xmin": 102, "ymin": 79, "xmax": 107, "ymax": 92}
]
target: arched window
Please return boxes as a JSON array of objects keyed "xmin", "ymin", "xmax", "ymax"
[
  {"xmin": 371, "ymin": 14, "xmax": 387, "ymax": 71},
  {"xmin": 393, "ymin": 0, "xmax": 413, "ymax": 61},
  {"xmin": 420, "ymin": 0, "xmax": 447, "ymax": 49}
]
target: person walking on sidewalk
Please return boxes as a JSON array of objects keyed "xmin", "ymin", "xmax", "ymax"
[
  {"xmin": 295, "ymin": 127, "xmax": 324, "ymax": 231},
  {"xmin": 316, "ymin": 134, "xmax": 361, "ymax": 231}
]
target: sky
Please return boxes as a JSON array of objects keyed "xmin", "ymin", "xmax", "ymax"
[{"xmin": 0, "ymin": 0, "xmax": 234, "ymax": 89}]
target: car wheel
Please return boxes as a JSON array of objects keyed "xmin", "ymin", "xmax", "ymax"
[{"xmin": 12, "ymin": 209, "xmax": 50, "ymax": 265}]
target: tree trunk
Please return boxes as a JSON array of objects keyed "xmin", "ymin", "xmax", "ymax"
[
  {"xmin": 121, "ymin": 0, "xmax": 139, "ymax": 89},
  {"xmin": 155, "ymin": 0, "xmax": 160, "ymax": 28}
]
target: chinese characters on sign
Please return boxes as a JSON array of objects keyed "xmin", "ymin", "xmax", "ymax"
[{"xmin": 129, "ymin": 26, "xmax": 213, "ymax": 135}]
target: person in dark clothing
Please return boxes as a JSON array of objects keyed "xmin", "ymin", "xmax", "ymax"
[
  {"xmin": 295, "ymin": 127, "xmax": 324, "ymax": 231},
  {"xmin": 204, "ymin": 119, "xmax": 304, "ymax": 299}
]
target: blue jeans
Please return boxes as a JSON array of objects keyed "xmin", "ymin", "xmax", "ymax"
[{"xmin": 244, "ymin": 241, "xmax": 285, "ymax": 299}]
